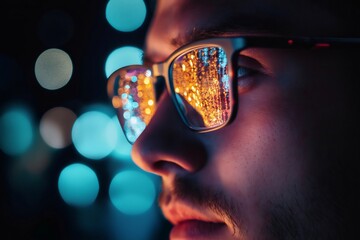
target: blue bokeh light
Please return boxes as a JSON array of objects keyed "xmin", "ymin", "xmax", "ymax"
[
  {"xmin": 0, "ymin": 105, "xmax": 34, "ymax": 156},
  {"xmin": 106, "ymin": 0, "xmax": 147, "ymax": 32},
  {"xmin": 105, "ymin": 46, "xmax": 143, "ymax": 78},
  {"xmin": 108, "ymin": 203, "xmax": 161, "ymax": 240},
  {"xmin": 109, "ymin": 170, "xmax": 156, "ymax": 215},
  {"xmin": 72, "ymin": 111, "xmax": 118, "ymax": 160},
  {"xmin": 58, "ymin": 163, "xmax": 99, "ymax": 207}
]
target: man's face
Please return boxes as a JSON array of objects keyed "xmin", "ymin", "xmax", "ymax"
[{"xmin": 131, "ymin": 0, "xmax": 352, "ymax": 239}]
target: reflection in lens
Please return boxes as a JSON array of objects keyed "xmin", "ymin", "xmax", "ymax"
[
  {"xmin": 171, "ymin": 47, "xmax": 231, "ymax": 130},
  {"xmin": 108, "ymin": 67, "xmax": 156, "ymax": 143},
  {"xmin": 111, "ymin": 116, "xmax": 132, "ymax": 160}
]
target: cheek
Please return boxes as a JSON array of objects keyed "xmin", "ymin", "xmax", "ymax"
[
  {"xmin": 219, "ymin": 120, "xmax": 306, "ymax": 194},
  {"xmin": 211, "ymin": 89, "xmax": 312, "ymax": 206}
]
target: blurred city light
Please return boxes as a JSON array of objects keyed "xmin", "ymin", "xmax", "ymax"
[
  {"xmin": 72, "ymin": 110, "xmax": 117, "ymax": 160},
  {"xmin": 109, "ymin": 170, "xmax": 156, "ymax": 215},
  {"xmin": 0, "ymin": 105, "xmax": 34, "ymax": 156},
  {"xmin": 40, "ymin": 107, "xmax": 77, "ymax": 149},
  {"xmin": 1, "ymin": 1, "xmax": 165, "ymax": 239},
  {"xmin": 34, "ymin": 48, "xmax": 73, "ymax": 90},
  {"xmin": 58, "ymin": 163, "xmax": 100, "ymax": 207},
  {"xmin": 105, "ymin": 46, "xmax": 143, "ymax": 78},
  {"xmin": 106, "ymin": 0, "xmax": 147, "ymax": 32}
]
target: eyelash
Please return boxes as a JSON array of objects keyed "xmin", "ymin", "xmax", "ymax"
[
  {"xmin": 236, "ymin": 66, "xmax": 257, "ymax": 93},
  {"xmin": 237, "ymin": 66, "xmax": 255, "ymax": 78}
]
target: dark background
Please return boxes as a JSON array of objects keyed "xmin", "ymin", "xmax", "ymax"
[{"xmin": 0, "ymin": 0, "xmax": 172, "ymax": 239}]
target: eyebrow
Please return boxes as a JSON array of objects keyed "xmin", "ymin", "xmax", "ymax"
[
  {"xmin": 142, "ymin": 29, "xmax": 223, "ymax": 65},
  {"xmin": 170, "ymin": 28, "xmax": 225, "ymax": 49},
  {"xmin": 144, "ymin": 14, "xmax": 279, "ymax": 64},
  {"xmin": 169, "ymin": 20, "xmax": 278, "ymax": 49}
]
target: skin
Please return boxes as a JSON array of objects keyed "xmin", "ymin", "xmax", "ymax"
[{"xmin": 130, "ymin": 0, "xmax": 359, "ymax": 239}]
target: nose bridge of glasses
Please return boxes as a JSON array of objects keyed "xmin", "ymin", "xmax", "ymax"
[
  {"xmin": 152, "ymin": 62, "xmax": 173, "ymax": 98},
  {"xmin": 152, "ymin": 62, "xmax": 167, "ymax": 77}
]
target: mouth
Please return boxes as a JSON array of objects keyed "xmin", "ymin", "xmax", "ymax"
[
  {"xmin": 170, "ymin": 220, "xmax": 227, "ymax": 240},
  {"xmin": 162, "ymin": 200, "xmax": 231, "ymax": 240}
]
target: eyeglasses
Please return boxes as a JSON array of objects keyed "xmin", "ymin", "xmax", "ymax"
[{"xmin": 107, "ymin": 36, "xmax": 360, "ymax": 144}]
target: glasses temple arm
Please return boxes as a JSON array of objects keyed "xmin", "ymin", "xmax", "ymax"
[{"xmin": 243, "ymin": 36, "xmax": 360, "ymax": 49}]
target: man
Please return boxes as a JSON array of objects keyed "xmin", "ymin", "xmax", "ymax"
[{"xmin": 108, "ymin": 0, "xmax": 359, "ymax": 239}]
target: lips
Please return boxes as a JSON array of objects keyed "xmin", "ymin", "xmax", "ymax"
[
  {"xmin": 170, "ymin": 220, "xmax": 227, "ymax": 240},
  {"xmin": 162, "ymin": 200, "xmax": 229, "ymax": 240}
]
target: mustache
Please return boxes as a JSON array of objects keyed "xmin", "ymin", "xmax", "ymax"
[{"xmin": 158, "ymin": 175, "xmax": 241, "ymax": 232}]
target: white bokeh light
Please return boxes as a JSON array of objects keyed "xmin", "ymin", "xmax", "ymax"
[
  {"xmin": 40, "ymin": 107, "xmax": 77, "ymax": 149},
  {"xmin": 34, "ymin": 48, "xmax": 73, "ymax": 90}
]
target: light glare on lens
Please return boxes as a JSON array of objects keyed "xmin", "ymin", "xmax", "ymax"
[
  {"xmin": 171, "ymin": 47, "xmax": 231, "ymax": 129},
  {"xmin": 109, "ymin": 66, "xmax": 157, "ymax": 143}
]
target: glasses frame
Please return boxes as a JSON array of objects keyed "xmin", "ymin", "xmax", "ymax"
[{"xmin": 107, "ymin": 36, "xmax": 360, "ymax": 140}]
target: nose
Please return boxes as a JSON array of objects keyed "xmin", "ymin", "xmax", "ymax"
[{"xmin": 131, "ymin": 92, "xmax": 207, "ymax": 177}]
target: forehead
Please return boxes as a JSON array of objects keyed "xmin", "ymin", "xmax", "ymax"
[{"xmin": 146, "ymin": 0, "xmax": 342, "ymax": 60}]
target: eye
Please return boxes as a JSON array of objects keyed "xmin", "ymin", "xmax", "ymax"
[
  {"xmin": 237, "ymin": 66, "xmax": 255, "ymax": 78},
  {"xmin": 236, "ymin": 66, "xmax": 257, "ymax": 93}
]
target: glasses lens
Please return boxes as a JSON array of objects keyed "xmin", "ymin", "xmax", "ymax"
[
  {"xmin": 171, "ymin": 47, "xmax": 232, "ymax": 130},
  {"xmin": 108, "ymin": 66, "xmax": 156, "ymax": 143}
]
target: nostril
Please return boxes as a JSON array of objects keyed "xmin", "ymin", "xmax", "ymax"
[
  {"xmin": 153, "ymin": 160, "xmax": 168, "ymax": 171},
  {"xmin": 153, "ymin": 161, "xmax": 173, "ymax": 175},
  {"xmin": 153, "ymin": 160, "xmax": 190, "ymax": 175}
]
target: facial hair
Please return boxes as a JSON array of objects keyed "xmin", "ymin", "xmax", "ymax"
[{"xmin": 158, "ymin": 174, "xmax": 351, "ymax": 239}]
